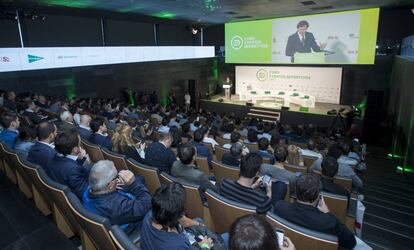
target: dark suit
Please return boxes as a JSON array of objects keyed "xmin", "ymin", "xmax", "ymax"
[
  {"xmin": 3, "ymin": 99, "xmax": 17, "ymax": 111},
  {"xmin": 45, "ymin": 155, "xmax": 91, "ymax": 200},
  {"xmin": 22, "ymin": 110, "xmax": 43, "ymax": 125},
  {"xmin": 221, "ymin": 153, "xmax": 240, "ymax": 167},
  {"xmin": 321, "ymin": 176, "xmax": 350, "ymax": 201},
  {"xmin": 274, "ymin": 201, "xmax": 356, "ymax": 249},
  {"xmin": 88, "ymin": 133, "xmax": 112, "ymax": 150},
  {"xmin": 144, "ymin": 142, "xmax": 176, "ymax": 173},
  {"xmin": 27, "ymin": 142, "xmax": 56, "ymax": 168},
  {"xmin": 77, "ymin": 126, "xmax": 92, "ymax": 140},
  {"xmin": 285, "ymin": 32, "xmax": 321, "ymax": 62}
]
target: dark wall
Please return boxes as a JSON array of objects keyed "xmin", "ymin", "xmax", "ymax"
[
  {"xmin": 105, "ymin": 20, "xmax": 155, "ymax": 46},
  {"xmin": 0, "ymin": 19, "xmax": 21, "ymax": 47},
  {"xmin": 157, "ymin": 24, "xmax": 195, "ymax": 46}
]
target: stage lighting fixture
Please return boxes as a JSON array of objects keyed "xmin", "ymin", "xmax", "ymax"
[
  {"xmin": 25, "ymin": 12, "xmax": 46, "ymax": 21},
  {"xmin": 192, "ymin": 27, "xmax": 198, "ymax": 35}
]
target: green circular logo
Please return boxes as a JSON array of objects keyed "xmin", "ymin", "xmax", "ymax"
[
  {"xmin": 256, "ymin": 69, "xmax": 268, "ymax": 81},
  {"xmin": 231, "ymin": 36, "xmax": 243, "ymax": 50}
]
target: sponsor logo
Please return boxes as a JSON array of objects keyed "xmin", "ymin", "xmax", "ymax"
[
  {"xmin": 231, "ymin": 36, "xmax": 243, "ymax": 50},
  {"xmin": 28, "ymin": 54, "xmax": 44, "ymax": 63},
  {"xmin": 57, "ymin": 55, "xmax": 78, "ymax": 59},
  {"xmin": 1, "ymin": 56, "xmax": 10, "ymax": 63},
  {"xmin": 256, "ymin": 69, "xmax": 268, "ymax": 81}
]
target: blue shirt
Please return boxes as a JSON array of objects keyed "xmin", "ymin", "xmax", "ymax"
[
  {"xmin": 0, "ymin": 129, "xmax": 19, "ymax": 149},
  {"xmin": 15, "ymin": 141, "xmax": 35, "ymax": 158}
]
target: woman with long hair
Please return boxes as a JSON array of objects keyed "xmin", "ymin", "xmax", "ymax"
[{"xmin": 111, "ymin": 123, "xmax": 146, "ymax": 163}]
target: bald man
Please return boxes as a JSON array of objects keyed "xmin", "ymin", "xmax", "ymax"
[{"xmin": 77, "ymin": 114, "xmax": 92, "ymax": 139}]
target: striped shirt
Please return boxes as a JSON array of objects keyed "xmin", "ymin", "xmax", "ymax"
[{"xmin": 220, "ymin": 179, "xmax": 272, "ymax": 214}]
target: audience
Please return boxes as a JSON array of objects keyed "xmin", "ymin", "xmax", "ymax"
[
  {"xmin": 193, "ymin": 129, "xmax": 213, "ymax": 169},
  {"xmin": 58, "ymin": 110, "xmax": 75, "ymax": 131},
  {"xmin": 111, "ymin": 124, "xmax": 145, "ymax": 163},
  {"xmin": 45, "ymin": 128, "xmax": 91, "ymax": 199},
  {"xmin": 77, "ymin": 114, "xmax": 92, "ymax": 139},
  {"xmin": 83, "ymin": 160, "xmax": 151, "ymax": 233},
  {"xmin": 88, "ymin": 118, "xmax": 112, "ymax": 150},
  {"xmin": 244, "ymin": 129, "xmax": 258, "ymax": 144},
  {"xmin": 0, "ymin": 112, "xmax": 20, "ymax": 148},
  {"xmin": 255, "ymin": 137, "xmax": 275, "ymax": 164},
  {"xmin": 15, "ymin": 126, "xmax": 36, "ymax": 158},
  {"xmin": 223, "ymin": 131, "xmax": 249, "ymax": 155},
  {"xmin": 22, "ymin": 100, "xmax": 43, "ymax": 125},
  {"xmin": 158, "ymin": 118, "xmax": 170, "ymax": 133},
  {"xmin": 27, "ymin": 122, "xmax": 57, "ymax": 167},
  {"xmin": 274, "ymin": 174, "xmax": 356, "ymax": 249},
  {"xmin": 145, "ymin": 132, "xmax": 176, "ymax": 173},
  {"xmin": 229, "ymin": 214, "xmax": 295, "ymax": 250},
  {"xmin": 3, "ymin": 91, "xmax": 17, "ymax": 111},
  {"xmin": 171, "ymin": 143, "xmax": 217, "ymax": 192},
  {"xmin": 321, "ymin": 156, "xmax": 350, "ymax": 200},
  {"xmin": 300, "ymin": 138, "xmax": 322, "ymax": 159},
  {"xmin": 286, "ymin": 145, "xmax": 304, "ymax": 166},
  {"xmin": 221, "ymin": 143, "xmax": 242, "ymax": 167}
]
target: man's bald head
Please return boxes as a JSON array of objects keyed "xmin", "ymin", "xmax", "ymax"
[{"xmin": 80, "ymin": 114, "xmax": 92, "ymax": 126}]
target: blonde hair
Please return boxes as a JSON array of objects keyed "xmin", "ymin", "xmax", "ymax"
[
  {"xmin": 287, "ymin": 145, "xmax": 304, "ymax": 166},
  {"xmin": 111, "ymin": 124, "xmax": 135, "ymax": 152}
]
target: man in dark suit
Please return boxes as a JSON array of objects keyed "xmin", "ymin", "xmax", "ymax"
[
  {"xmin": 274, "ymin": 174, "xmax": 356, "ymax": 249},
  {"xmin": 144, "ymin": 132, "xmax": 176, "ymax": 173},
  {"xmin": 45, "ymin": 128, "xmax": 91, "ymax": 199},
  {"xmin": 192, "ymin": 129, "xmax": 213, "ymax": 169},
  {"xmin": 27, "ymin": 122, "xmax": 57, "ymax": 168},
  {"xmin": 321, "ymin": 156, "xmax": 350, "ymax": 200},
  {"xmin": 77, "ymin": 114, "xmax": 92, "ymax": 140},
  {"xmin": 222, "ymin": 143, "xmax": 242, "ymax": 167},
  {"xmin": 88, "ymin": 118, "xmax": 112, "ymax": 150},
  {"xmin": 3, "ymin": 91, "xmax": 17, "ymax": 111},
  {"xmin": 22, "ymin": 100, "xmax": 43, "ymax": 125},
  {"xmin": 285, "ymin": 20, "xmax": 326, "ymax": 62}
]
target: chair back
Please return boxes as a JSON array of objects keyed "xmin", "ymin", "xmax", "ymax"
[
  {"xmin": 333, "ymin": 177, "xmax": 352, "ymax": 192},
  {"xmin": 205, "ymin": 190, "xmax": 256, "ymax": 233},
  {"xmin": 289, "ymin": 141, "xmax": 307, "ymax": 149},
  {"xmin": 82, "ymin": 139, "xmax": 104, "ymax": 163},
  {"xmin": 109, "ymin": 225, "xmax": 140, "ymax": 250},
  {"xmin": 66, "ymin": 191, "xmax": 117, "ymax": 250},
  {"xmin": 0, "ymin": 142, "xmax": 17, "ymax": 184},
  {"xmin": 101, "ymin": 148, "xmax": 128, "ymax": 171},
  {"xmin": 245, "ymin": 143, "xmax": 259, "ymax": 152},
  {"xmin": 321, "ymin": 191, "xmax": 348, "ymax": 224},
  {"xmin": 212, "ymin": 160, "xmax": 239, "ymax": 185},
  {"xmin": 303, "ymin": 155, "xmax": 318, "ymax": 168},
  {"xmin": 126, "ymin": 158, "xmax": 161, "ymax": 195},
  {"xmin": 159, "ymin": 172, "xmax": 205, "ymax": 219},
  {"xmin": 202, "ymin": 142, "xmax": 214, "ymax": 155},
  {"xmin": 195, "ymin": 156, "xmax": 210, "ymax": 176},
  {"xmin": 214, "ymin": 145, "xmax": 229, "ymax": 161},
  {"xmin": 266, "ymin": 212, "xmax": 338, "ymax": 250},
  {"xmin": 262, "ymin": 157, "xmax": 271, "ymax": 164},
  {"xmin": 284, "ymin": 163, "xmax": 308, "ymax": 175},
  {"xmin": 216, "ymin": 136, "xmax": 230, "ymax": 146}
]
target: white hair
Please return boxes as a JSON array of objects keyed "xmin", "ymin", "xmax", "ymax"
[
  {"xmin": 60, "ymin": 111, "xmax": 73, "ymax": 122},
  {"xmin": 89, "ymin": 160, "xmax": 117, "ymax": 192},
  {"xmin": 80, "ymin": 114, "xmax": 91, "ymax": 126}
]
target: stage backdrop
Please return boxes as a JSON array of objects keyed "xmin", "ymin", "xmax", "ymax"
[{"xmin": 235, "ymin": 66, "xmax": 342, "ymax": 104}]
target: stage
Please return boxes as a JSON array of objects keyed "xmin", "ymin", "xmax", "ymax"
[{"xmin": 200, "ymin": 95, "xmax": 363, "ymax": 129}]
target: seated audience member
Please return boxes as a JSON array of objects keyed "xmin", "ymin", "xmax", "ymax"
[
  {"xmin": 181, "ymin": 122, "xmax": 192, "ymax": 141},
  {"xmin": 46, "ymin": 129, "xmax": 91, "ymax": 199},
  {"xmin": 3, "ymin": 91, "xmax": 17, "ymax": 111},
  {"xmin": 57, "ymin": 110, "xmax": 75, "ymax": 132},
  {"xmin": 88, "ymin": 118, "xmax": 112, "ymax": 150},
  {"xmin": 193, "ymin": 129, "xmax": 213, "ymax": 169},
  {"xmin": 260, "ymin": 145, "xmax": 297, "ymax": 193},
  {"xmin": 112, "ymin": 124, "xmax": 145, "ymax": 163},
  {"xmin": 77, "ymin": 114, "xmax": 92, "ymax": 139},
  {"xmin": 140, "ymin": 183, "xmax": 214, "ymax": 250},
  {"xmin": 229, "ymin": 214, "xmax": 295, "ymax": 250},
  {"xmin": 300, "ymin": 138, "xmax": 322, "ymax": 159},
  {"xmin": 169, "ymin": 126, "xmax": 183, "ymax": 148},
  {"xmin": 258, "ymin": 123, "xmax": 272, "ymax": 141},
  {"xmin": 83, "ymin": 160, "xmax": 151, "ymax": 233},
  {"xmin": 35, "ymin": 95, "xmax": 49, "ymax": 109},
  {"xmin": 274, "ymin": 174, "xmax": 356, "ymax": 249},
  {"xmin": 202, "ymin": 126, "xmax": 219, "ymax": 150},
  {"xmin": 338, "ymin": 141, "xmax": 358, "ymax": 166},
  {"xmin": 286, "ymin": 145, "xmax": 304, "ymax": 166},
  {"xmin": 145, "ymin": 132, "xmax": 176, "ymax": 173},
  {"xmin": 321, "ymin": 156, "xmax": 350, "ymax": 200},
  {"xmin": 22, "ymin": 100, "xmax": 43, "ymax": 125},
  {"xmin": 223, "ymin": 131, "xmax": 249, "ymax": 155},
  {"xmin": 171, "ymin": 143, "xmax": 217, "ymax": 192},
  {"xmin": 220, "ymin": 153, "xmax": 287, "ymax": 213},
  {"xmin": 0, "ymin": 112, "xmax": 20, "ymax": 148},
  {"xmin": 158, "ymin": 118, "xmax": 170, "ymax": 133},
  {"xmin": 244, "ymin": 129, "xmax": 258, "ymax": 144},
  {"xmin": 310, "ymin": 144, "xmax": 363, "ymax": 189},
  {"xmin": 168, "ymin": 112, "xmax": 180, "ymax": 128},
  {"xmin": 222, "ymin": 143, "xmax": 243, "ymax": 167},
  {"xmin": 256, "ymin": 137, "xmax": 275, "ymax": 164},
  {"xmin": 15, "ymin": 126, "xmax": 36, "ymax": 158},
  {"xmin": 106, "ymin": 112, "xmax": 120, "ymax": 131},
  {"xmin": 27, "ymin": 122, "xmax": 57, "ymax": 167}
]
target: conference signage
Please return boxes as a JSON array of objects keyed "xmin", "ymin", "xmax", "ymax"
[
  {"xmin": 226, "ymin": 8, "xmax": 379, "ymax": 64},
  {"xmin": 236, "ymin": 66, "xmax": 342, "ymax": 104},
  {"xmin": 0, "ymin": 46, "xmax": 215, "ymax": 73}
]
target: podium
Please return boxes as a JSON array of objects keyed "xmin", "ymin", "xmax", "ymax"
[
  {"xmin": 294, "ymin": 52, "xmax": 326, "ymax": 63},
  {"xmin": 223, "ymin": 84, "xmax": 231, "ymax": 100}
]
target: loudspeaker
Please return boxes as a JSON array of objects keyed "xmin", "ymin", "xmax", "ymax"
[
  {"xmin": 281, "ymin": 106, "xmax": 289, "ymax": 111},
  {"xmin": 218, "ymin": 98, "xmax": 223, "ymax": 102},
  {"xmin": 246, "ymin": 102, "xmax": 254, "ymax": 107}
]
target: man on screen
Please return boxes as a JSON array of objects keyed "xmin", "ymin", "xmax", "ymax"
[{"xmin": 285, "ymin": 20, "xmax": 326, "ymax": 62}]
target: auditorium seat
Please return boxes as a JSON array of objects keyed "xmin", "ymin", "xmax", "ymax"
[
  {"xmin": 262, "ymin": 157, "xmax": 272, "ymax": 164},
  {"xmin": 321, "ymin": 191, "xmax": 356, "ymax": 228},
  {"xmin": 244, "ymin": 142, "xmax": 259, "ymax": 152},
  {"xmin": 284, "ymin": 163, "xmax": 308, "ymax": 175},
  {"xmin": 302, "ymin": 155, "xmax": 318, "ymax": 169},
  {"xmin": 212, "ymin": 160, "xmax": 239, "ymax": 185},
  {"xmin": 159, "ymin": 172, "xmax": 205, "ymax": 219},
  {"xmin": 216, "ymin": 136, "xmax": 230, "ymax": 146},
  {"xmin": 101, "ymin": 148, "xmax": 128, "ymax": 171},
  {"xmin": 313, "ymin": 170, "xmax": 353, "ymax": 191},
  {"xmin": 109, "ymin": 225, "xmax": 140, "ymax": 250},
  {"xmin": 289, "ymin": 141, "xmax": 307, "ymax": 149},
  {"xmin": 214, "ymin": 145, "xmax": 229, "ymax": 161},
  {"xmin": 195, "ymin": 156, "xmax": 211, "ymax": 176},
  {"xmin": 81, "ymin": 139, "xmax": 105, "ymax": 163},
  {"xmin": 0, "ymin": 142, "xmax": 17, "ymax": 184},
  {"xmin": 205, "ymin": 189, "xmax": 256, "ymax": 233},
  {"xmin": 266, "ymin": 212, "xmax": 338, "ymax": 250},
  {"xmin": 202, "ymin": 142, "xmax": 214, "ymax": 155},
  {"xmin": 126, "ymin": 158, "xmax": 161, "ymax": 195}
]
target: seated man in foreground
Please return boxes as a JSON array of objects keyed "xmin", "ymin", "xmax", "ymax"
[
  {"xmin": 274, "ymin": 174, "xmax": 356, "ymax": 249},
  {"xmin": 83, "ymin": 160, "xmax": 151, "ymax": 233}
]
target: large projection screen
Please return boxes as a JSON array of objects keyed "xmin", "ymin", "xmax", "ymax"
[
  {"xmin": 226, "ymin": 8, "xmax": 379, "ymax": 65},
  {"xmin": 236, "ymin": 66, "xmax": 343, "ymax": 104}
]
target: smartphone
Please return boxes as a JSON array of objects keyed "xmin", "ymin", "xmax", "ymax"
[
  {"xmin": 275, "ymin": 229, "xmax": 284, "ymax": 246},
  {"xmin": 262, "ymin": 175, "xmax": 272, "ymax": 186}
]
